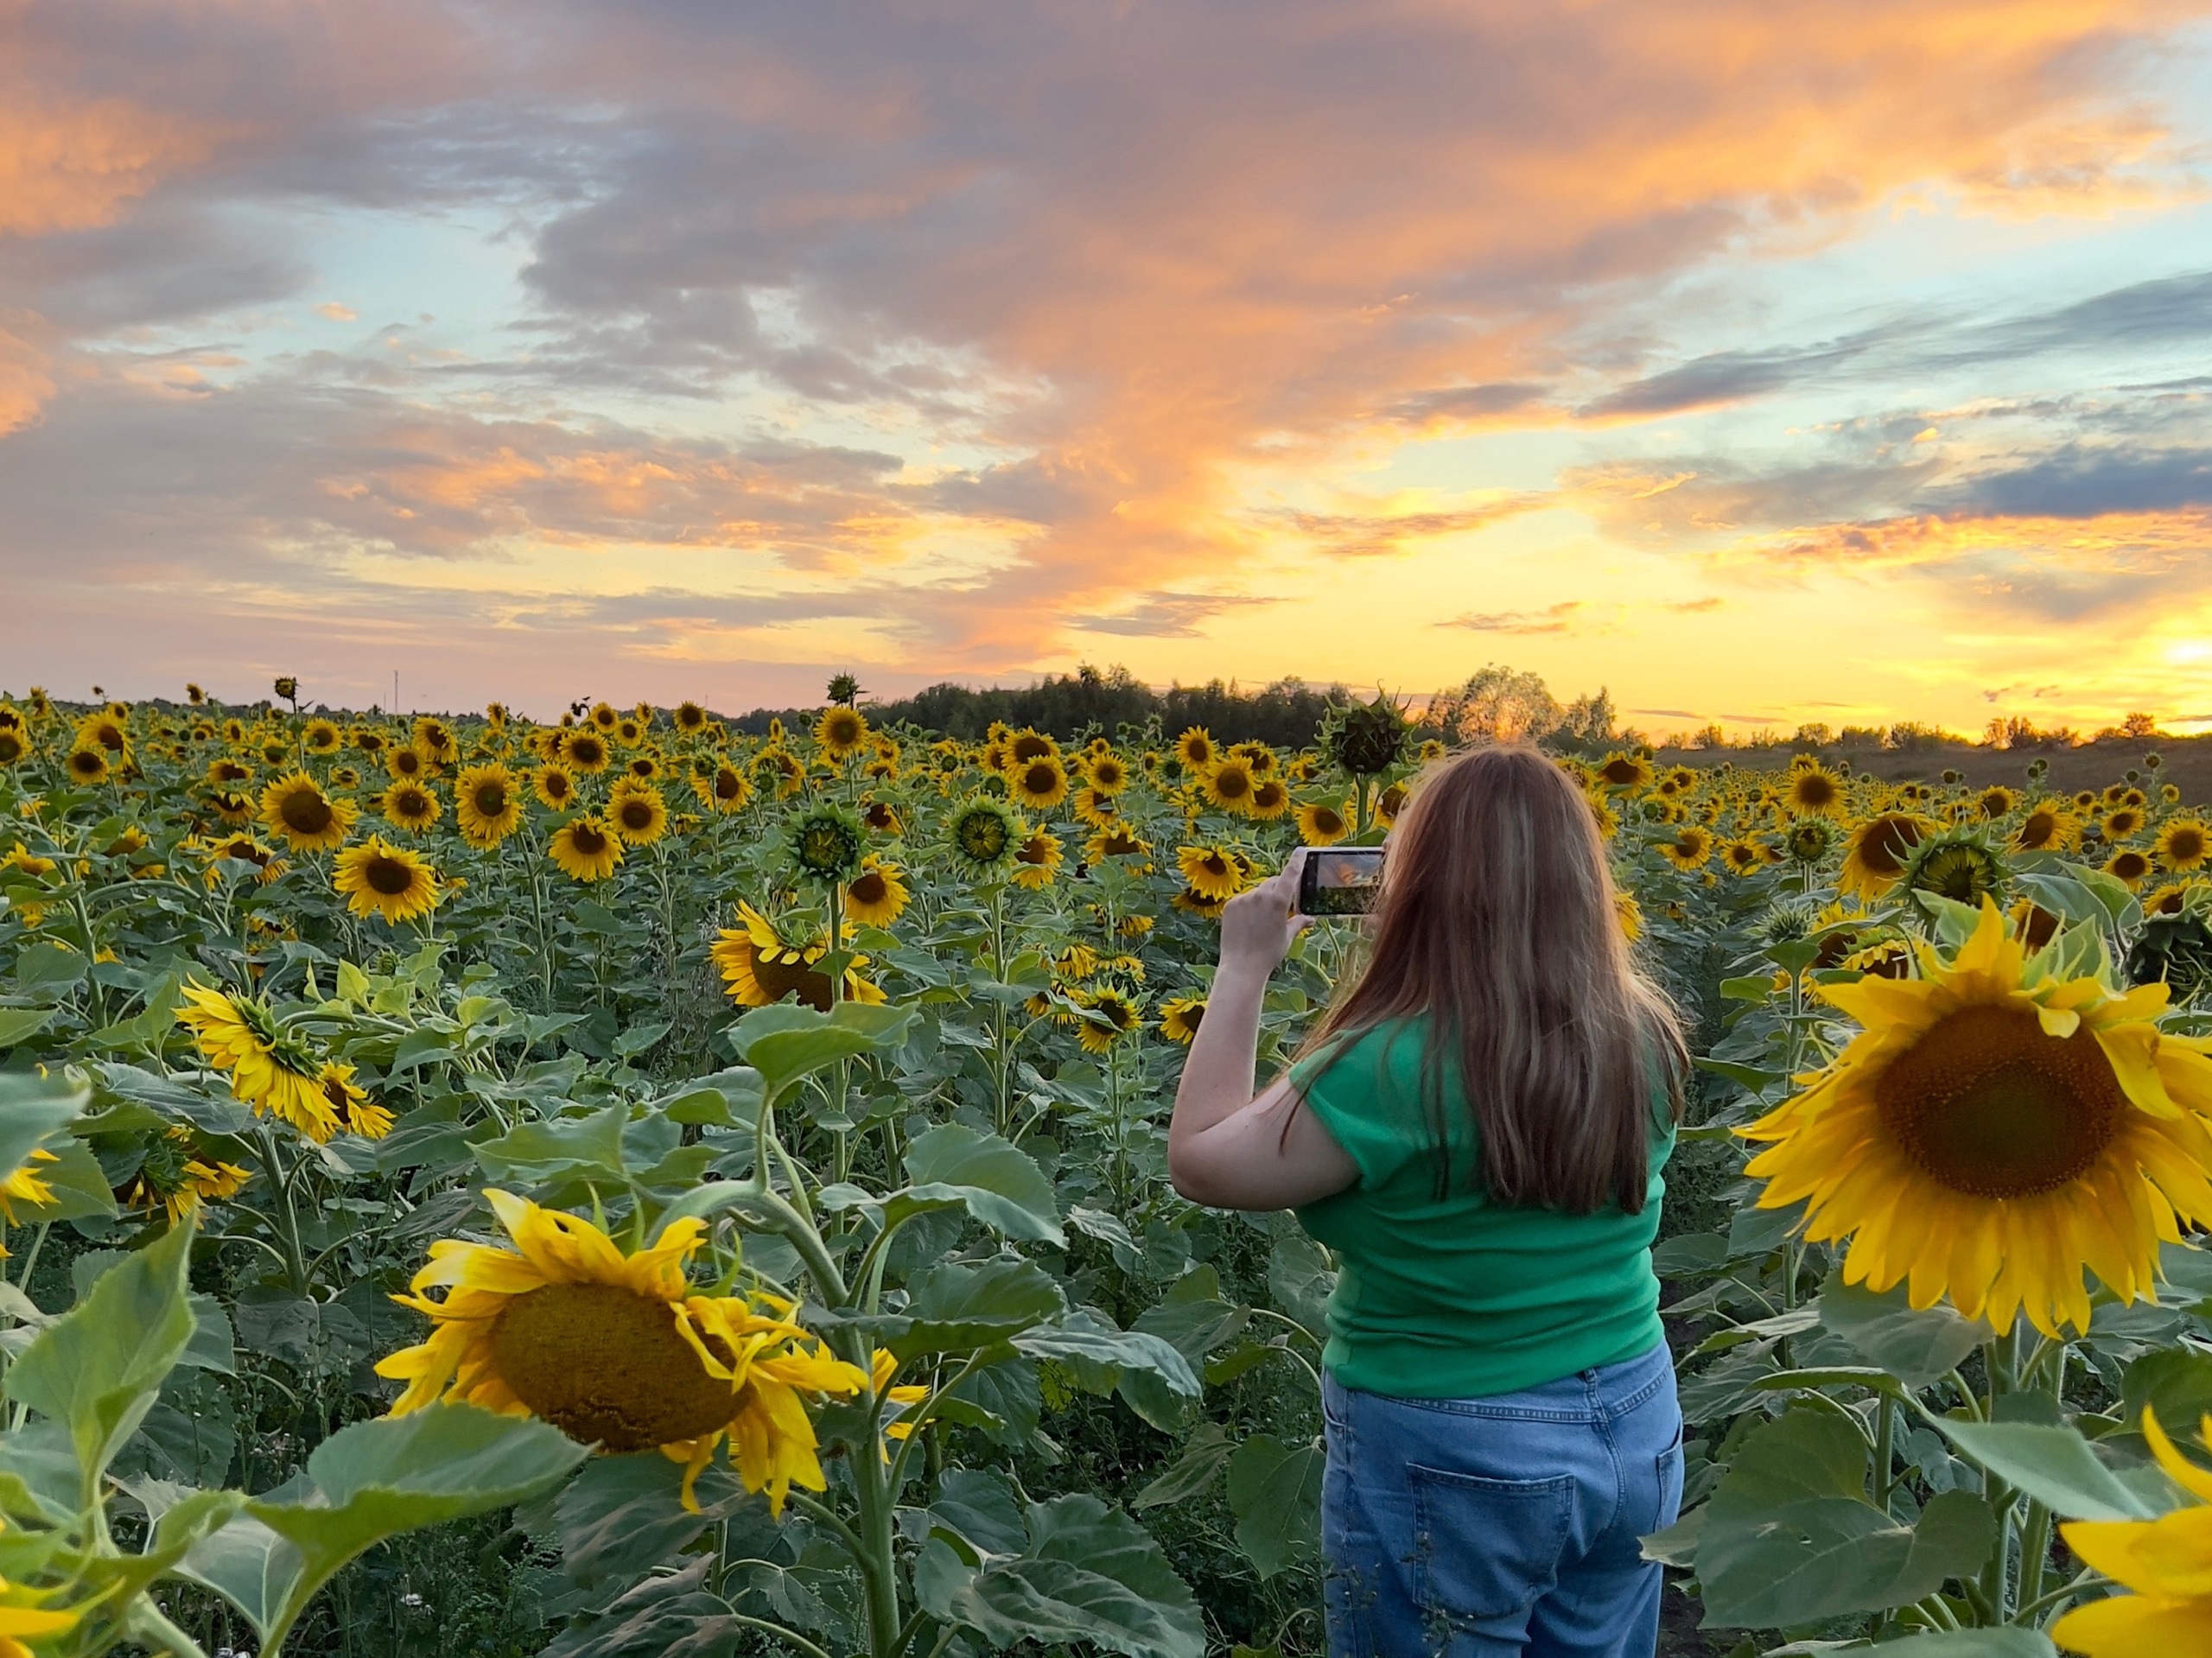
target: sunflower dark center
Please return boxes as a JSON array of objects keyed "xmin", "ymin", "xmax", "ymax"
[
  {"xmin": 2020, "ymin": 811, "xmax": 2058, "ymax": 848},
  {"xmin": 1874, "ymin": 1004, "xmax": 2126, "ymax": 1198},
  {"xmin": 1215, "ymin": 768, "xmax": 1250, "ymax": 798},
  {"xmin": 546, "ymin": 775, "xmax": 573, "ymax": 799},
  {"xmin": 365, "ymin": 855, "xmax": 416, "ymax": 896},
  {"xmin": 620, "ymin": 800, "xmax": 655, "ymax": 830},
  {"xmin": 1018, "ymin": 835, "xmax": 1052, "ymax": 866},
  {"xmin": 1601, "ymin": 759, "xmax": 1640, "ymax": 785},
  {"xmin": 573, "ymin": 739, "xmax": 603, "ymax": 763},
  {"xmin": 281, "ymin": 790, "xmax": 334, "ymax": 834},
  {"xmin": 2171, "ymin": 829, "xmax": 2205, "ymax": 861},
  {"xmin": 1022, "ymin": 763, "xmax": 1056, "ymax": 792},
  {"xmin": 571, "ymin": 824, "xmax": 608, "ymax": 854},
  {"xmin": 2113, "ymin": 851, "xmax": 2151, "ymax": 880},
  {"xmin": 1796, "ymin": 776, "xmax": 1837, "ymax": 808},
  {"xmin": 1859, "ymin": 817, "xmax": 1923, "ymax": 875},
  {"xmin": 474, "ymin": 783, "xmax": 508, "ymax": 816},
  {"xmin": 489, "ymin": 1281, "xmax": 740, "ymax": 1452},
  {"xmin": 849, "ymin": 872, "xmax": 887, "ymax": 904}
]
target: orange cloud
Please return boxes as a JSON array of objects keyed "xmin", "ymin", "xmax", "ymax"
[{"xmin": 0, "ymin": 96, "xmax": 219, "ymax": 237}]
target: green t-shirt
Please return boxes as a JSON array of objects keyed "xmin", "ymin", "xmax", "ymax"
[{"xmin": 1290, "ymin": 1016, "xmax": 1674, "ymax": 1400}]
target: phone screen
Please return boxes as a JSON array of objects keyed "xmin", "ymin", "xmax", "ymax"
[{"xmin": 1299, "ymin": 848, "xmax": 1384, "ymax": 916}]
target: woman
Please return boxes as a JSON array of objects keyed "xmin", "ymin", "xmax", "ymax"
[{"xmin": 1167, "ymin": 744, "xmax": 1688, "ymax": 1658}]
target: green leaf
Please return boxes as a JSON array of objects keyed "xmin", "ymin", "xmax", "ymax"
[
  {"xmin": 1225, "ymin": 1433, "xmax": 1323, "ymax": 1578},
  {"xmin": 887, "ymin": 1257, "xmax": 1066, "ymax": 1359},
  {"xmin": 2121, "ymin": 1349, "xmax": 2212, "ymax": 1439},
  {"xmin": 949, "ymin": 1494, "xmax": 1204, "ymax": 1658},
  {"xmin": 1011, "ymin": 1311, "xmax": 1200, "ymax": 1398},
  {"xmin": 884, "ymin": 1122, "xmax": 1064, "ymax": 1246},
  {"xmin": 1266, "ymin": 1233, "xmax": 1334, "ymax": 1340},
  {"xmin": 1751, "ymin": 1367, "xmax": 1910, "ymax": 1401},
  {"xmin": 930, "ymin": 1467, "xmax": 1028, "ymax": 1559},
  {"xmin": 5, "ymin": 1217, "xmax": 196, "ymax": 1501},
  {"xmin": 474, "ymin": 1103, "xmax": 629, "ymax": 1187},
  {"xmin": 1944, "ymin": 1421, "xmax": 2162, "ymax": 1521},
  {"xmin": 13, "ymin": 1134, "xmax": 117, "ymax": 1223},
  {"xmin": 0, "ymin": 1007, "xmax": 55, "ymax": 1049},
  {"xmin": 555, "ymin": 1451, "xmax": 757, "ymax": 1589},
  {"xmin": 740, "ymin": 1002, "xmax": 916, "ymax": 1101},
  {"xmin": 1133, "ymin": 1422, "xmax": 1234, "ymax": 1510},
  {"xmin": 1818, "ymin": 1271, "xmax": 1988, "ymax": 1389},
  {"xmin": 15, "ymin": 942, "xmax": 86, "ymax": 994},
  {"xmin": 245, "ymin": 1403, "xmax": 588, "ymax": 1647},
  {"xmin": 0, "ymin": 1070, "xmax": 85, "ymax": 1183},
  {"xmin": 1857, "ymin": 1633, "xmax": 2056, "ymax": 1657},
  {"xmin": 1695, "ymin": 1410, "xmax": 1994, "ymax": 1628}
]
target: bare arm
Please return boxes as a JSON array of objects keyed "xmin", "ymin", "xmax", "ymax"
[{"xmin": 1167, "ymin": 849, "xmax": 1358, "ymax": 1210}]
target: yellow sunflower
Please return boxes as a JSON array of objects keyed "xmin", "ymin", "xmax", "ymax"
[
  {"xmin": 1374, "ymin": 783, "xmax": 1408, "ymax": 827},
  {"xmin": 843, "ymin": 858, "xmax": 911, "ymax": 928},
  {"xmin": 549, "ymin": 816, "xmax": 624, "ymax": 883},
  {"xmin": 1084, "ymin": 821, "xmax": 1149, "ymax": 863},
  {"xmin": 2107, "ymin": 848, "xmax": 2154, "ymax": 889},
  {"xmin": 1008, "ymin": 756, "xmax": 1069, "ymax": 812},
  {"xmin": 1660, "ymin": 825, "xmax": 1712, "ymax": 871},
  {"xmin": 1203, "ymin": 757, "xmax": 1258, "ymax": 816},
  {"xmin": 1009, "ymin": 829, "xmax": 1064, "ymax": 891},
  {"xmin": 387, "ymin": 744, "xmax": 434, "ymax": 782},
  {"xmin": 261, "ymin": 772, "xmax": 356, "ymax": 852},
  {"xmin": 206, "ymin": 756, "xmax": 253, "ymax": 786},
  {"xmin": 696, "ymin": 764, "xmax": 752, "ymax": 815},
  {"xmin": 412, "ymin": 717, "xmax": 459, "ymax": 765},
  {"xmin": 1159, "ymin": 994, "xmax": 1206, "ymax": 1045},
  {"xmin": 2051, "ymin": 1407, "xmax": 2212, "ymax": 1655},
  {"xmin": 1177, "ymin": 843, "xmax": 1249, "ymax": 902},
  {"xmin": 1719, "ymin": 837, "xmax": 1766, "ymax": 876},
  {"xmin": 710, "ymin": 902, "xmax": 884, "ymax": 1011},
  {"xmin": 1294, "ymin": 799, "xmax": 1351, "ymax": 847},
  {"xmin": 1174, "ymin": 727, "xmax": 1217, "ymax": 772},
  {"xmin": 1785, "ymin": 761, "xmax": 1847, "ymax": 819},
  {"xmin": 1071, "ymin": 986, "xmax": 1143, "ymax": 1053},
  {"xmin": 1740, "ymin": 901, "xmax": 2212, "ymax": 1336},
  {"xmin": 334, "ymin": 836, "xmax": 442, "ymax": 925},
  {"xmin": 563, "ymin": 730, "xmax": 612, "ymax": 775},
  {"xmin": 1837, "ymin": 812, "xmax": 1931, "ymax": 899},
  {"xmin": 2104, "ymin": 807, "xmax": 2146, "ymax": 842},
  {"xmin": 607, "ymin": 783, "xmax": 670, "ymax": 848},
  {"xmin": 2015, "ymin": 799, "xmax": 2082, "ymax": 854},
  {"xmin": 380, "ymin": 778, "xmax": 442, "ymax": 835},
  {"xmin": 0, "ymin": 727, "xmax": 29, "ymax": 767},
  {"xmin": 303, "ymin": 718, "xmax": 342, "ymax": 754},
  {"xmin": 2158, "ymin": 818, "xmax": 2210, "ymax": 873},
  {"xmin": 814, "ymin": 705, "xmax": 870, "ymax": 760},
  {"xmin": 1976, "ymin": 785, "xmax": 2017, "ymax": 818},
  {"xmin": 675, "ymin": 701, "xmax": 710, "ymax": 734},
  {"xmin": 533, "ymin": 764, "xmax": 581, "ymax": 811},
  {"xmin": 455, "ymin": 764, "xmax": 524, "ymax": 848},
  {"xmin": 63, "ymin": 746, "xmax": 111, "ymax": 785},
  {"xmin": 1595, "ymin": 752, "xmax": 1653, "ymax": 792},
  {"xmin": 1, "ymin": 1146, "xmax": 60, "ymax": 1236},
  {"xmin": 375, "ymin": 1191, "xmax": 868, "ymax": 1514},
  {"xmin": 174, "ymin": 982, "xmax": 338, "ymax": 1141},
  {"xmin": 1086, "ymin": 753, "xmax": 1130, "ymax": 794},
  {"xmin": 317, "ymin": 1061, "xmax": 394, "ymax": 1139},
  {"xmin": 1249, "ymin": 778, "xmax": 1292, "ymax": 821},
  {"xmin": 121, "ymin": 1129, "xmax": 251, "ymax": 1225}
]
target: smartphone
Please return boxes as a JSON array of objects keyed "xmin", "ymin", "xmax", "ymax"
[{"xmin": 1299, "ymin": 848, "xmax": 1385, "ymax": 917}]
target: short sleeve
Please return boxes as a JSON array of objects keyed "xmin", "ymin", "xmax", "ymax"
[{"xmin": 1288, "ymin": 1024, "xmax": 1418, "ymax": 1191}]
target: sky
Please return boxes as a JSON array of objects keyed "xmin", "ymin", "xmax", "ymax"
[{"xmin": 7, "ymin": 0, "xmax": 2212, "ymax": 734}]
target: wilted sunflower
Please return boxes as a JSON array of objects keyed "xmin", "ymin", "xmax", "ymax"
[
  {"xmin": 334, "ymin": 836, "xmax": 442, "ymax": 925},
  {"xmin": 1010, "ymin": 829, "xmax": 1064, "ymax": 891},
  {"xmin": 2014, "ymin": 799, "xmax": 2082, "ymax": 854},
  {"xmin": 1177, "ymin": 843, "xmax": 1248, "ymax": 902},
  {"xmin": 563, "ymin": 730, "xmax": 612, "ymax": 774},
  {"xmin": 786, "ymin": 801, "xmax": 865, "ymax": 883},
  {"xmin": 1837, "ymin": 812, "xmax": 1929, "ymax": 899},
  {"xmin": 261, "ymin": 772, "xmax": 356, "ymax": 852},
  {"xmin": 1174, "ymin": 727, "xmax": 1217, "ymax": 772},
  {"xmin": 550, "ymin": 816, "xmax": 624, "ymax": 883},
  {"xmin": 2106, "ymin": 848, "xmax": 2154, "ymax": 889},
  {"xmin": 532, "ymin": 764, "xmax": 580, "ymax": 811},
  {"xmin": 1741, "ymin": 900, "xmax": 2212, "ymax": 1335},
  {"xmin": 609, "ymin": 783, "xmax": 671, "ymax": 848},
  {"xmin": 949, "ymin": 797, "xmax": 1025, "ymax": 881},
  {"xmin": 1295, "ymin": 800, "xmax": 1351, "ymax": 848},
  {"xmin": 121, "ymin": 1128, "xmax": 250, "ymax": 1225},
  {"xmin": 454, "ymin": 763, "xmax": 524, "ymax": 848},
  {"xmin": 1071, "ymin": 986, "xmax": 1143, "ymax": 1053},
  {"xmin": 380, "ymin": 779, "xmax": 442, "ymax": 835},
  {"xmin": 696, "ymin": 763, "xmax": 752, "ymax": 815},
  {"xmin": 63, "ymin": 746, "xmax": 111, "ymax": 785},
  {"xmin": 2157, "ymin": 817, "xmax": 2209, "ymax": 873},
  {"xmin": 317, "ymin": 1061, "xmax": 394, "ymax": 1139},
  {"xmin": 843, "ymin": 858, "xmax": 910, "ymax": 928},
  {"xmin": 711, "ymin": 902, "xmax": 884, "ymax": 1010},
  {"xmin": 1204, "ymin": 757, "xmax": 1258, "ymax": 816},
  {"xmin": 175, "ymin": 982, "xmax": 337, "ymax": 1141},
  {"xmin": 1159, "ymin": 994, "xmax": 1206, "ymax": 1045},
  {"xmin": 376, "ymin": 1191, "xmax": 868, "ymax": 1514},
  {"xmin": 814, "ymin": 705, "xmax": 870, "ymax": 760}
]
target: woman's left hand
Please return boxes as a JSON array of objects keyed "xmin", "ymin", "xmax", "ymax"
[{"xmin": 1218, "ymin": 848, "xmax": 1310, "ymax": 980}]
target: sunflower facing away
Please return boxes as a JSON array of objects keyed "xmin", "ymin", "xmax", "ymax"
[
  {"xmin": 334, "ymin": 836, "xmax": 442, "ymax": 925},
  {"xmin": 1740, "ymin": 900, "xmax": 2212, "ymax": 1336},
  {"xmin": 2050, "ymin": 1407, "xmax": 2212, "ymax": 1655},
  {"xmin": 175, "ymin": 982, "xmax": 339, "ymax": 1141},
  {"xmin": 550, "ymin": 816, "xmax": 624, "ymax": 883},
  {"xmin": 261, "ymin": 772, "xmax": 356, "ymax": 852},
  {"xmin": 376, "ymin": 1191, "xmax": 868, "ymax": 1514},
  {"xmin": 121, "ymin": 1128, "xmax": 251, "ymax": 1225},
  {"xmin": 712, "ymin": 902, "xmax": 885, "ymax": 1011}
]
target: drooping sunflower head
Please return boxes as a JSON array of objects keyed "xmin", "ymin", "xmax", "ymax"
[
  {"xmin": 948, "ymin": 797, "xmax": 1025, "ymax": 880},
  {"xmin": 1742, "ymin": 899, "xmax": 2212, "ymax": 1336},
  {"xmin": 261, "ymin": 772, "xmax": 356, "ymax": 851},
  {"xmin": 1321, "ymin": 693, "xmax": 1410, "ymax": 778},
  {"xmin": 381, "ymin": 779, "xmax": 442, "ymax": 835},
  {"xmin": 334, "ymin": 836, "xmax": 442, "ymax": 926},
  {"xmin": 786, "ymin": 801, "xmax": 865, "ymax": 883},
  {"xmin": 174, "ymin": 981, "xmax": 337, "ymax": 1140},
  {"xmin": 549, "ymin": 815, "xmax": 624, "ymax": 883},
  {"xmin": 710, "ymin": 901, "xmax": 884, "ymax": 1011},
  {"xmin": 610, "ymin": 783, "xmax": 671, "ymax": 848}
]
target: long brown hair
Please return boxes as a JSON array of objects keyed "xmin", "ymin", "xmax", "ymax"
[{"xmin": 1296, "ymin": 744, "xmax": 1686, "ymax": 1214}]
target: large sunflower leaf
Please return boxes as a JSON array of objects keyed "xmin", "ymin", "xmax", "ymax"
[
  {"xmin": 1818, "ymin": 1272, "xmax": 1988, "ymax": 1389},
  {"xmin": 849, "ymin": 1122, "xmax": 1062, "ymax": 1246},
  {"xmin": 1943, "ymin": 1420, "xmax": 2167, "ymax": 1520},
  {"xmin": 1225, "ymin": 1433, "xmax": 1324, "ymax": 1579},
  {"xmin": 0, "ymin": 1070, "xmax": 85, "ymax": 1183},
  {"xmin": 949, "ymin": 1494, "xmax": 1204, "ymax": 1658}
]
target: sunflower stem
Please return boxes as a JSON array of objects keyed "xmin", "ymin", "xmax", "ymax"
[{"xmin": 256, "ymin": 1121, "xmax": 310, "ymax": 1293}]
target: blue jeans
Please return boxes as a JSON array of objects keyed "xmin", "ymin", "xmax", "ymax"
[{"xmin": 1320, "ymin": 1342, "xmax": 1683, "ymax": 1657}]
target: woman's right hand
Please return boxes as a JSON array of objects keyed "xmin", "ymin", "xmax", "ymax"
[{"xmin": 1217, "ymin": 848, "xmax": 1310, "ymax": 981}]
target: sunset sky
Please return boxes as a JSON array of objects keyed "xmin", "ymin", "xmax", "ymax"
[{"xmin": 6, "ymin": 1, "xmax": 2212, "ymax": 733}]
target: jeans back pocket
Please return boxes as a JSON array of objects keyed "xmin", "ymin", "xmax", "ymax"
[
  {"xmin": 1406, "ymin": 1462, "xmax": 1574, "ymax": 1630},
  {"xmin": 1652, "ymin": 1418, "xmax": 1686, "ymax": 1533}
]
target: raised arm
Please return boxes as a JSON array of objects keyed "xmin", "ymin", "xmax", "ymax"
[{"xmin": 1167, "ymin": 849, "xmax": 1358, "ymax": 1210}]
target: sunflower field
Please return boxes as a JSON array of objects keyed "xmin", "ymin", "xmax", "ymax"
[{"xmin": 2, "ymin": 684, "xmax": 2211, "ymax": 1658}]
